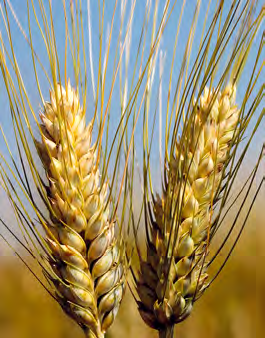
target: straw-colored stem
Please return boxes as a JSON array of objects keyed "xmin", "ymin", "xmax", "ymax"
[
  {"xmin": 159, "ymin": 326, "xmax": 174, "ymax": 338},
  {"xmin": 84, "ymin": 327, "xmax": 105, "ymax": 338}
]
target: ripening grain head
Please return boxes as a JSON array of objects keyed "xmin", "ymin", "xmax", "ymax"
[
  {"xmin": 0, "ymin": 0, "xmax": 169, "ymax": 336},
  {"xmin": 137, "ymin": 84, "xmax": 239, "ymax": 329},
  {"xmin": 35, "ymin": 82, "xmax": 125, "ymax": 337},
  {"xmin": 130, "ymin": 1, "xmax": 264, "ymax": 338}
]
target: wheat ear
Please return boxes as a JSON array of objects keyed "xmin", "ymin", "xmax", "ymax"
[
  {"xmin": 37, "ymin": 81, "xmax": 125, "ymax": 338},
  {"xmin": 137, "ymin": 84, "xmax": 239, "ymax": 335}
]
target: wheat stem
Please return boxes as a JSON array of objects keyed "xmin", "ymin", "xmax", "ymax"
[
  {"xmin": 84, "ymin": 327, "xmax": 105, "ymax": 338},
  {"xmin": 159, "ymin": 326, "xmax": 174, "ymax": 338}
]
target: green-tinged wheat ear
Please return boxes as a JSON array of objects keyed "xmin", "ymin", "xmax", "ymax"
[
  {"xmin": 137, "ymin": 84, "xmax": 239, "ymax": 333},
  {"xmin": 36, "ymin": 81, "xmax": 125, "ymax": 338}
]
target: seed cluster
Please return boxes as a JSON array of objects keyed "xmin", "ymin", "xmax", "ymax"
[
  {"xmin": 137, "ymin": 85, "xmax": 239, "ymax": 330},
  {"xmin": 38, "ymin": 82, "xmax": 124, "ymax": 338}
]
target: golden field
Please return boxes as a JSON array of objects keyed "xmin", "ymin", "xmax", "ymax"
[{"xmin": 0, "ymin": 199, "xmax": 263, "ymax": 338}]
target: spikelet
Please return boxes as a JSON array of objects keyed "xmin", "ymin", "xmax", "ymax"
[
  {"xmin": 137, "ymin": 84, "xmax": 239, "ymax": 330},
  {"xmin": 37, "ymin": 81, "xmax": 125, "ymax": 338}
]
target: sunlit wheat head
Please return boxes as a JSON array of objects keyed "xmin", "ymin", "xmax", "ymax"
[
  {"xmin": 128, "ymin": 1, "xmax": 264, "ymax": 338},
  {"xmin": 0, "ymin": 1, "xmax": 171, "ymax": 337}
]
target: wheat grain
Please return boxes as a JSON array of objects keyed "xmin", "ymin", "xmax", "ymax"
[
  {"xmin": 137, "ymin": 84, "xmax": 239, "ymax": 334},
  {"xmin": 37, "ymin": 81, "xmax": 125, "ymax": 338}
]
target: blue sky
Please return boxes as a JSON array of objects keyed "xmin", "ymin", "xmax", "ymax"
[
  {"xmin": 0, "ymin": 1, "xmax": 263, "ymax": 147},
  {"xmin": 0, "ymin": 0, "xmax": 263, "ymax": 220}
]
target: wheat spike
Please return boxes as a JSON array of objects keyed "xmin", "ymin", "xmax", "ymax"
[
  {"xmin": 137, "ymin": 84, "xmax": 239, "ymax": 332},
  {"xmin": 0, "ymin": 1, "xmax": 172, "ymax": 335},
  {"xmin": 37, "ymin": 81, "xmax": 125, "ymax": 338}
]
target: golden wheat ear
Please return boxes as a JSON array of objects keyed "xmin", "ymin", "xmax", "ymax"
[
  {"xmin": 34, "ymin": 82, "xmax": 125, "ymax": 337},
  {"xmin": 137, "ymin": 84, "xmax": 239, "ymax": 327},
  {"xmin": 0, "ymin": 2, "xmax": 126, "ymax": 336},
  {"xmin": 0, "ymin": 81, "xmax": 126, "ymax": 337},
  {"xmin": 129, "ymin": 1, "xmax": 264, "ymax": 337},
  {"xmin": 0, "ymin": 0, "xmax": 174, "ymax": 336}
]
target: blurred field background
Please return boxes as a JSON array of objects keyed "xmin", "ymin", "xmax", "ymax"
[{"xmin": 0, "ymin": 196, "xmax": 263, "ymax": 338}]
